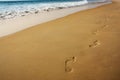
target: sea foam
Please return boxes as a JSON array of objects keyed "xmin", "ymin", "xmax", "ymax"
[{"xmin": 0, "ymin": 1, "xmax": 88, "ymax": 20}]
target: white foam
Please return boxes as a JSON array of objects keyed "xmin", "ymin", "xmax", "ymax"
[{"xmin": 0, "ymin": 1, "xmax": 88, "ymax": 20}]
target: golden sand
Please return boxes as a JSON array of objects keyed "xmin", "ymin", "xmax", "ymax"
[{"xmin": 0, "ymin": 0, "xmax": 120, "ymax": 80}]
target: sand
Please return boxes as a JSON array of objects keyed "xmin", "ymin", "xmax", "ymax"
[{"xmin": 0, "ymin": 0, "xmax": 120, "ymax": 80}]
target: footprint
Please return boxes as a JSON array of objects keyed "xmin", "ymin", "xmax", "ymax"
[
  {"xmin": 92, "ymin": 29, "xmax": 100, "ymax": 35},
  {"xmin": 89, "ymin": 40, "xmax": 100, "ymax": 48},
  {"xmin": 104, "ymin": 16, "xmax": 110, "ymax": 22},
  {"xmin": 92, "ymin": 24, "xmax": 109, "ymax": 35},
  {"xmin": 65, "ymin": 56, "xmax": 76, "ymax": 73},
  {"xmin": 101, "ymin": 24, "xmax": 109, "ymax": 30}
]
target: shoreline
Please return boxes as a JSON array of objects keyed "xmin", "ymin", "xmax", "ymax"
[
  {"xmin": 0, "ymin": 1, "xmax": 112, "ymax": 38},
  {"xmin": 0, "ymin": 1, "xmax": 88, "ymax": 20}
]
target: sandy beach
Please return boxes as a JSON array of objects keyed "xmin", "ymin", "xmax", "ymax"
[{"xmin": 0, "ymin": 0, "xmax": 120, "ymax": 80}]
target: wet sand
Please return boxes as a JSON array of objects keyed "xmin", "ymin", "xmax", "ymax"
[
  {"xmin": 0, "ymin": 0, "xmax": 120, "ymax": 80},
  {"xmin": 0, "ymin": 2, "xmax": 111, "ymax": 37}
]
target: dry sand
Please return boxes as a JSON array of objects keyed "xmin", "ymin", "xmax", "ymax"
[{"xmin": 0, "ymin": 0, "xmax": 120, "ymax": 80}]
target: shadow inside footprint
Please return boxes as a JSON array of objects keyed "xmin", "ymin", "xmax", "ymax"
[{"xmin": 89, "ymin": 40, "xmax": 100, "ymax": 48}]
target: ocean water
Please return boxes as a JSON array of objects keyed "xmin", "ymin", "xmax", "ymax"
[{"xmin": 0, "ymin": 0, "xmax": 109, "ymax": 20}]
